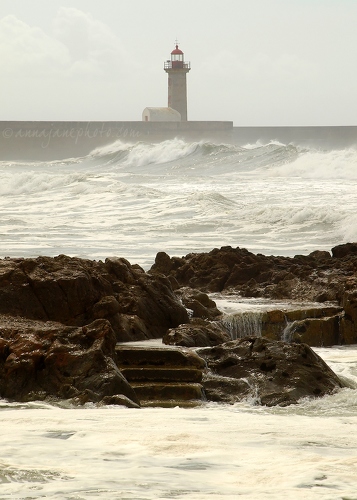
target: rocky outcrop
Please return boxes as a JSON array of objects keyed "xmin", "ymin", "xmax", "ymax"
[
  {"xmin": 149, "ymin": 244, "xmax": 357, "ymax": 302},
  {"xmin": 0, "ymin": 255, "xmax": 188, "ymax": 342},
  {"xmin": 260, "ymin": 305, "xmax": 344, "ymax": 346},
  {"xmin": 0, "ymin": 315, "xmax": 139, "ymax": 407},
  {"xmin": 0, "ymin": 254, "xmax": 190, "ymax": 405},
  {"xmin": 163, "ymin": 318, "xmax": 231, "ymax": 347},
  {"xmin": 150, "ymin": 243, "xmax": 357, "ymax": 345},
  {"xmin": 0, "ymin": 245, "xmax": 355, "ymax": 406},
  {"xmin": 174, "ymin": 287, "xmax": 222, "ymax": 320},
  {"xmin": 196, "ymin": 337, "xmax": 346, "ymax": 406},
  {"xmin": 331, "ymin": 243, "xmax": 357, "ymax": 258},
  {"xmin": 164, "ymin": 305, "xmax": 347, "ymax": 349}
]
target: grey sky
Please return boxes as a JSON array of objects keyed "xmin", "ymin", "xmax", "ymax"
[{"xmin": 1, "ymin": 0, "xmax": 356, "ymax": 125}]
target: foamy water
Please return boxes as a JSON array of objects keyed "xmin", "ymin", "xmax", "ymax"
[
  {"xmin": 1, "ymin": 346, "xmax": 356, "ymax": 499},
  {"xmin": 1, "ymin": 138, "xmax": 357, "ymax": 498},
  {"xmin": 1, "ymin": 139, "xmax": 357, "ymax": 268}
]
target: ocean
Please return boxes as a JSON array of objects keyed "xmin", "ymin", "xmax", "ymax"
[{"xmin": 1, "ymin": 135, "xmax": 357, "ymax": 499}]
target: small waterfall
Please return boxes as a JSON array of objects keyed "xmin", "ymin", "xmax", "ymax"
[
  {"xmin": 282, "ymin": 319, "xmax": 301, "ymax": 343},
  {"xmin": 222, "ymin": 311, "xmax": 263, "ymax": 340}
]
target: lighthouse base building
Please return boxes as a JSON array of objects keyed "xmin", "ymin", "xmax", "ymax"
[{"xmin": 142, "ymin": 107, "xmax": 181, "ymax": 122}]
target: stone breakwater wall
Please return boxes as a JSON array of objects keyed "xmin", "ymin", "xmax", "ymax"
[
  {"xmin": 0, "ymin": 120, "xmax": 233, "ymax": 160},
  {"xmin": 232, "ymin": 126, "xmax": 357, "ymax": 149},
  {"xmin": 2, "ymin": 122, "xmax": 356, "ymax": 161}
]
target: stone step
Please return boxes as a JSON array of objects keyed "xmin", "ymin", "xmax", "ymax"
[
  {"xmin": 115, "ymin": 344, "xmax": 206, "ymax": 407},
  {"xmin": 120, "ymin": 366, "xmax": 203, "ymax": 383},
  {"xmin": 130, "ymin": 382, "xmax": 204, "ymax": 402},
  {"xmin": 141, "ymin": 399, "xmax": 205, "ymax": 408},
  {"xmin": 116, "ymin": 345, "xmax": 206, "ymax": 370}
]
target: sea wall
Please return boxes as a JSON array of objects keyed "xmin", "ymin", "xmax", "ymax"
[
  {"xmin": 232, "ymin": 126, "xmax": 357, "ymax": 149},
  {"xmin": 0, "ymin": 120, "xmax": 233, "ymax": 160},
  {"xmin": 1, "ymin": 121, "xmax": 356, "ymax": 161}
]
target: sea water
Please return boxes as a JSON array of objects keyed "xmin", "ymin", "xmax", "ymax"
[
  {"xmin": 1, "ymin": 345, "xmax": 357, "ymax": 499},
  {"xmin": 1, "ymin": 138, "xmax": 357, "ymax": 498},
  {"xmin": 1, "ymin": 139, "xmax": 357, "ymax": 267}
]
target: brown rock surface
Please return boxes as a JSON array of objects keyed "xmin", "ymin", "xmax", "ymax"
[
  {"xmin": 196, "ymin": 337, "xmax": 346, "ymax": 406},
  {"xmin": 149, "ymin": 244, "xmax": 357, "ymax": 302},
  {"xmin": 0, "ymin": 254, "xmax": 190, "ymax": 404},
  {"xmin": 175, "ymin": 287, "xmax": 222, "ymax": 320},
  {"xmin": 150, "ymin": 243, "xmax": 357, "ymax": 345},
  {"xmin": 0, "ymin": 246, "xmax": 355, "ymax": 405},
  {"xmin": 0, "ymin": 315, "xmax": 139, "ymax": 406},
  {"xmin": 0, "ymin": 255, "xmax": 188, "ymax": 342},
  {"xmin": 163, "ymin": 318, "xmax": 231, "ymax": 347}
]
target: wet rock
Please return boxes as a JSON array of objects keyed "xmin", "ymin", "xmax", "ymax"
[
  {"xmin": 340, "ymin": 289, "xmax": 357, "ymax": 344},
  {"xmin": 99, "ymin": 395, "xmax": 141, "ymax": 408},
  {"xmin": 149, "ymin": 244, "xmax": 357, "ymax": 302},
  {"xmin": 260, "ymin": 305, "xmax": 343, "ymax": 344},
  {"xmin": 175, "ymin": 287, "xmax": 222, "ymax": 320},
  {"xmin": 308, "ymin": 250, "xmax": 331, "ymax": 260},
  {"xmin": 0, "ymin": 316, "xmax": 139, "ymax": 406},
  {"xmin": 150, "ymin": 244, "xmax": 357, "ymax": 345},
  {"xmin": 332, "ymin": 243, "xmax": 357, "ymax": 258},
  {"xmin": 0, "ymin": 255, "xmax": 189, "ymax": 342},
  {"xmin": 196, "ymin": 337, "xmax": 346, "ymax": 406},
  {"xmin": 284, "ymin": 315, "xmax": 342, "ymax": 347},
  {"xmin": 163, "ymin": 319, "xmax": 230, "ymax": 347}
]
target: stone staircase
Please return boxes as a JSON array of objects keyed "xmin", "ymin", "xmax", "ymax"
[{"xmin": 116, "ymin": 344, "xmax": 206, "ymax": 407}]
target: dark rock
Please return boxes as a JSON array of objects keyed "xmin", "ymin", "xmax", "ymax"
[
  {"xmin": 149, "ymin": 245, "xmax": 357, "ymax": 302},
  {"xmin": 0, "ymin": 248, "xmax": 354, "ymax": 405},
  {"xmin": 151, "ymin": 251, "xmax": 174, "ymax": 274},
  {"xmin": 285, "ymin": 315, "xmax": 342, "ymax": 346},
  {"xmin": 196, "ymin": 337, "xmax": 346, "ymax": 406},
  {"xmin": 163, "ymin": 319, "xmax": 230, "ymax": 347},
  {"xmin": 332, "ymin": 243, "xmax": 357, "ymax": 258},
  {"xmin": 176, "ymin": 287, "xmax": 222, "ymax": 320},
  {"xmin": 99, "ymin": 395, "xmax": 141, "ymax": 408},
  {"xmin": 0, "ymin": 316, "xmax": 139, "ymax": 406},
  {"xmin": 342, "ymin": 289, "xmax": 357, "ymax": 341},
  {"xmin": 0, "ymin": 255, "xmax": 189, "ymax": 342},
  {"xmin": 148, "ymin": 246, "xmax": 357, "ymax": 343},
  {"xmin": 308, "ymin": 250, "xmax": 331, "ymax": 260},
  {"xmin": 260, "ymin": 305, "xmax": 344, "ymax": 345}
]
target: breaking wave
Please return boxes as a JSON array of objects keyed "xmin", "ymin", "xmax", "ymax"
[
  {"xmin": 0, "ymin": 137, "xmax": 357, "ymax": 264},
  {"xmin": 87, "ymin": 138, "xmax": 357, "ymax": 180}
]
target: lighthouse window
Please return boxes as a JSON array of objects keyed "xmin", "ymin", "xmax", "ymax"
[{"xmin": 172, "ymin": 54, "xmax": 183, "ymax": 62}]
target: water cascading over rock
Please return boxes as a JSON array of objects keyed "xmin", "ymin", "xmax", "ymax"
[{"xmin": 222, "ymin": 311, "xmax": 263, "ymax": 340}]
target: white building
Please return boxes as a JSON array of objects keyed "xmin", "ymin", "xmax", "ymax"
[{"xmin": 142, "ymin": 107, "xmax": 181, "ymax": 122}]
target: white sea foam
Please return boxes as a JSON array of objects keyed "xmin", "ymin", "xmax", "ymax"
[
  {"xmin": 267, "ymin": 147, "xmax": 357, "ymax": 180},
  {"xmin": 1, "ymin": 138, "xmax": 356, "ymax": 266},
  {"xmin": 0, "ymin": 346, "xmax": 356, "ymax": 499}
]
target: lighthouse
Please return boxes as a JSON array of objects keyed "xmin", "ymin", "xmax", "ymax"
[{"xmin": 164, "ymin": 43, "xmax": 191, "ymax": 121}]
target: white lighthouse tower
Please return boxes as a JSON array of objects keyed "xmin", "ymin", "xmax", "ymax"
[{"xmin": 164, "ymin": 43, "xmax": 191, "ymax": 121}]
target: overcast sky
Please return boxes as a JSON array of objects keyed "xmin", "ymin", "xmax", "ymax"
[{"xmin": 1, "ymin": 0, "xmax": 356, "ymax": 125}]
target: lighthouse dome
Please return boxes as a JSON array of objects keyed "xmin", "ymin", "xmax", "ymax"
[{"xmin": 171, "ymin": 45, "xmax": 183, "ymax": 55}]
